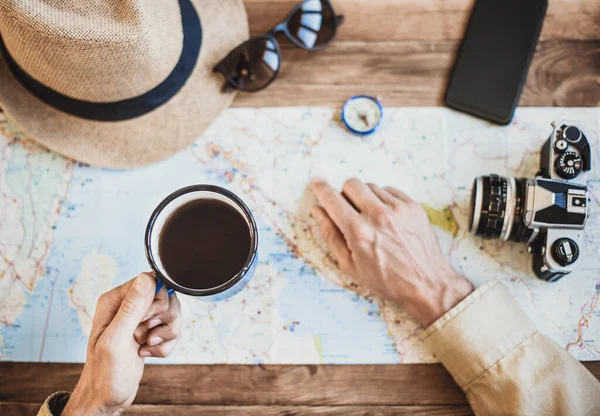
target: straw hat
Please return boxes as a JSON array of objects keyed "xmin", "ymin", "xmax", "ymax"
[{"xmin": 0, "ymin": 0, "xmax": 248, "ymax": 169}]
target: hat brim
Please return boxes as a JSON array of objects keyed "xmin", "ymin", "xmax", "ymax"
[{"xmin": 0, "ymin": 0, "xmax": 248, "ymax": 169}]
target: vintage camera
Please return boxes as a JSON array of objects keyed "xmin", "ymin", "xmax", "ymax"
[{"xmin": 469, "ymin": 122, "xmax": 592, "ymax": 282}]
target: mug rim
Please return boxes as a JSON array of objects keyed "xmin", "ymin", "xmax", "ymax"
[{"xmin": 144, "ymin": 184, "xmax": 258, "ymax": 297}]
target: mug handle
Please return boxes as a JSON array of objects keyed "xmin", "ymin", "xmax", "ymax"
[{"xmin": 155, "ymin": 277, "xmax": 175, "ymax": 296}]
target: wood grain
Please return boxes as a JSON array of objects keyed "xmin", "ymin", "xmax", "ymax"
[
  {"xmin": 0, "ymin": 363, "xmax": 465, "ymax": 406},
  {"xmin": 235, "ymin": 0, "xmax": 600, "ymax": 108},
  {"xmin": 521, "ymin": 40, "xmax": 600, "ymax": 107},
  {"xmin": 244, "ymin": 0, "xmax": 600, "ymax": 42},
  {"xmin": 2, "ymin": 363, "xmax": 600, "ymax": 407},
  {"xmin": 0, "ymin": 403, "xmax": 474, "ymax": 416},
  {"xmin": 231, "ymin": 40, "xmax": 600, "ymax": 107}
]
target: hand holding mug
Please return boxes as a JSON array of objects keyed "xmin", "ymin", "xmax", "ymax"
[
  {"xmin": 311, "ymin": 177, "xmax": 474, "ymax": 328},
  {"xmin": 63, "ymin": 273, "xmax": 182, "ymax": 416}
]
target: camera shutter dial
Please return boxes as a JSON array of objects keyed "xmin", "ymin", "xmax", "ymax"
[
  {"xmin": 555, "ymin": 152, "xmax": 583, "ymax": 179},
  {"xmin": 551, "ymin": 238, "xmax": 579, "ymax": 266}
]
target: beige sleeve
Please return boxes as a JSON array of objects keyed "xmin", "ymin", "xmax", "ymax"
[
  {"xmin": 423, "ymin": 279, "xmax": 600, "ymax": 416},
  {"xmin": 37, "ymin": 392, "xmax": 71, "ymax": 416}
]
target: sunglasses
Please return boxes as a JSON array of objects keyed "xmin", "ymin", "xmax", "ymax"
[{"xmin": 214, "ymin": 0, "xmax": 344, "ymax": 92}]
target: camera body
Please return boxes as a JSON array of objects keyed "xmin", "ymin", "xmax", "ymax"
[{"xmin": 469, "ymin": 122, "xmax": 592, "ymax": 282}]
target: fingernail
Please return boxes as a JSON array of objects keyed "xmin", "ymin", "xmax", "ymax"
[
  {"xmin": 148, "ymin": 318, "xmax": 161, "ymax": 329},
  {"xmin": 311, "ymin": 177, "xmax": 325, "ymax": 186},
  {"xmin": 139, "ymin": 350, "xmax": 151, "ymax": 357},
  {"xmin": 149, "ymin": 336, "xmax": 163, "ymax": 346}
]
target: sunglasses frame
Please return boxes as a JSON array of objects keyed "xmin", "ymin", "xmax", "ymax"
[
  {"xmin": 214, "ymin": 0, "xmax": 344, "ymax": 92},
  {"xmin": 214, "ymin": 34, "xmax": 282, "ymax": 93}
]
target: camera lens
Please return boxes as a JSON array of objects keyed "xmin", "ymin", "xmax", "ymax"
[{"xmin": 469, "ymin": 175, "xmax": 531, "ymax": 242}]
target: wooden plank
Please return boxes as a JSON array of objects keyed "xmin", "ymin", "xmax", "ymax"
[
  {"xmin": 0, "ymin": 403, "xmax": 474, "ymax": 416},
  {"xmin": 120, "ymin": 405, "xmax": 475, "ymax": 415},
  {"xmin": 0, "ymin": 363, "xmax": 466, "ymax": 405},
  {"xmin": 2, "ymin": 363, "xmax": 600, "ymax": 406},
  {"xmin": 243, "ymin": 0, "xmax": 600, "ymax": 42},
  {"xmin": 0, "ymin": 403, "xmax": 41, "ymax": 416},
  {"xmin": 231, "ymin": 41, "xmax": 452, "ymax": 108},
  {"xmin": 231, "ymin": 40, "xmax": 600, "ymax": 108},
  {"xmin": 521, "ymin": 40, "xmax": 600, "ymax": 107}
]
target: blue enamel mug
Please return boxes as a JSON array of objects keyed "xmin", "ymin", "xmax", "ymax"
[{"xmin": 144, "ymin": 185, "xmax": 258, "ymax": 301}]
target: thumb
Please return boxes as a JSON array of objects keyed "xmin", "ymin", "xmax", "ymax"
[{"xmin": 105, "ymin": 273, "xmax": 156, "ymax": 343}]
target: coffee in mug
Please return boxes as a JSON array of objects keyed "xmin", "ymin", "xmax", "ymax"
[{"xmin": 145, "ymin": 185, "xmax": 258, "ymax": 300}]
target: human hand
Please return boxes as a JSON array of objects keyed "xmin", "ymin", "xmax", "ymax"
[
  {"xmin": 311, "ymin": 177, "xmax": 474, "ymax": 328},
  {"xmin": 63, "ymin": 273, "xmax": 182, "ymax": 416}
]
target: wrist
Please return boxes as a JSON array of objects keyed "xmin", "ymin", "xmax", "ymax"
[
  {"xmin": 398, "ymin": 269, "xmax": 474, "ymax": 328},
  {"xmin": 62, "ymin": 384, "xmax": 106, "ymax": 416},
  {"xmin": 425, "ymin": 275, "xmax": 474, "ymax": 327}
]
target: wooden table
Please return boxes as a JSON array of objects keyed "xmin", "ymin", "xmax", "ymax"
[
  {"xmin": 235, "ymin": 0, "xmax": 600, "ymax": 108},
  {"xmin": 1, "ymin": 1, "xmax": 599, "ymax": 415}
]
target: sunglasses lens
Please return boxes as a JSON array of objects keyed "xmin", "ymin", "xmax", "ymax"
[
  {"xmin": 220, "ymin": 38, "xmax": 280, "ymax": 91},
  {"xmin": 287, "ymin": 0, "xmax": 337, "ymax": 49}
]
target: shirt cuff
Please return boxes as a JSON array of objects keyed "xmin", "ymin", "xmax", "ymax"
[
  {"xmin": 38, "ymin": 391, "xmax": 71, "ymax": 416},
  {"xmin": 422, "ymin": 279, "xmax": 537, "ymax": 389}
]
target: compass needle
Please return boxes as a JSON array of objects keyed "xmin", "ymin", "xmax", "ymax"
[{"xmin": 341, "ymin": 95, "xmax": 382, "ymax": 135}]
